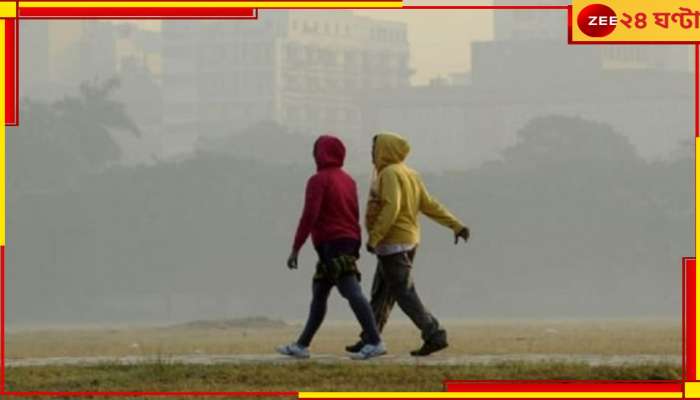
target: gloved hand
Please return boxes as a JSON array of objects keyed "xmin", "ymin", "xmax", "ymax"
[
  {"xmin": 454, "ymin": 226, "xmax": 470, "ymax": 244},
  {"xmin": 287, "ymin": 251, "xmax": 299, "ymax": 270}
]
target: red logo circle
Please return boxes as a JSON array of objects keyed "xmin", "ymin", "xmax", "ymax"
[{"xmin": 577, "ymin": 4, "xmax": 617, "ymax": 38}]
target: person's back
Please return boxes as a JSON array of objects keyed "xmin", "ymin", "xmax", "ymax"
[
  {"xmin": 292, "ymin": 135, "xmax": 360, "ymax": 253},
  {"xmin": 281, "ymin": 134, "xmax": 385, "ymax": 361},
  {"xmin": 311, "ymin": 167, "xmax": 360, "ymax": 248},
  {"xmin": 351, "ymin": 131, "xmax": 469, "ymax": 357},
  {"xmin": 367, "ymin": 133, "xmax": 464, "ymax": 249}
]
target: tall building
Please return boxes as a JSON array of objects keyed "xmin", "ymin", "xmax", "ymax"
[
  {"xmin": 48, "ymin": 21, "xmax": 117, "ymax": 86},
  {"xmin": 19, "ymin": 22, "xmax": 50, "ymax": 99},
  {"xmin": 161, "ymin": 11, "xmax": 410, "ymax": 156},
  {"xmin": 20, "ymin": 21, "xmax": 118, "ymax": 101},
  {"xmin": 492, "ymin": 0, "xmax": 693, "ymax": 72},
  {"xmin": 601, "ymin": 45, "xmax": 693, "ymax": 72},
  {"xmin": 78, "ymin": 21, "xmax": 117, "ymax": 83},
  {"xmin": 115, "ymin": 23, "xmax": 162, "ymax": 80},
  {"xmin": 493, "ymin": 0, "xmax": 565, "ymax": 41},
  {"xmin": 359, "ymin": 4, "xmax": 693, "ymax": 171}
]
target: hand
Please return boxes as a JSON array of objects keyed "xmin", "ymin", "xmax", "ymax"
[
  {"xmin": 366, "ymin": 243, "xmax": 376, "ymax": 254},
  {"xmin": 287, "ymin": 251, "xmax": 299, "ymax": 270},
  {"xmin": 454, "ymin": 227, "xmax": 470, "ymax": 244}
]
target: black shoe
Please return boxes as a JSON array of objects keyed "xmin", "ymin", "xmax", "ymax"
[
  {"xmin": 410, "ymin": 340, "xmax": 448, "ymax": 357},
  {"xmin": 345, "ymin": 340, "xmax": 365, "ymax": 353}
]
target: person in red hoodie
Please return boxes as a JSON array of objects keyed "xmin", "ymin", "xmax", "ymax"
[{"xmin": 277, "ymin": 134, "xmax": 386, "ymax": 360}]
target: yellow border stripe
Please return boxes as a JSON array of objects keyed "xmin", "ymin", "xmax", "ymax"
[
  {"xmin": 687, "ymin": 382, "xmax": 700, "ymax": 398},
  {"xmin": 300, "ymin": 393, "xmax": 682, "ymax": 399},
  {"xmin": 0, "ymin": 2, "xmax": 16, "ymax": 17},
  {"xmin": 19, "ymin": 1, "xmax": 402, "ymax": 8}
]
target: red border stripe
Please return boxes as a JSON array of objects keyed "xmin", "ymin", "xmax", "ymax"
[
  {"xmin": 683, "ymin": 258, "xmax": 688, "ymax": 382},
  {"xmin": 445, "ymin": 383, "xmax": 684, "ymax": 393},
  {"xmin": 685, "ymin": 258, "xmax": 696, "ymax": 381},
  {"xmin": 4, "ymin": 19, "xmax": 16, "ymax": 126},
  {"xmin": 19, "ymin": 7, "xmax": 257, "ymax": 18},
  {"xmin": 1, "ymin": 246, "xmax": 5, "ymax": 393}
]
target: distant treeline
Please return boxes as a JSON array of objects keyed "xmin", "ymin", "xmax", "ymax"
[{"xmin": 6, "ymin": 87, "xmax": 691, "ymax": 323}]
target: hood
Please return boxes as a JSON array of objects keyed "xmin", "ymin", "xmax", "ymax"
[
  {"xmin": 373, "ymin": 132, "xmax": 411, "ymax": 171},
  {"xmin": 314, "ymin": 134, "xmax": 346, "ymax": 170}
]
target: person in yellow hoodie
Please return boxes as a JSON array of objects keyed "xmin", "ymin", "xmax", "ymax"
[{"xmin": 346, "ymin": 132, "xmax": 470, "ymax": 357}]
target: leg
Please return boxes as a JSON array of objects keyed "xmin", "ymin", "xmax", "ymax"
[
  {"xmin": 356, "ymin": 260, "xmax": 397, "ymax": 344},
  {"xmin": 380, "ymin": 251, "xmax": 445, "ymax": 343},
  {"xmin": 369, "ymin": 259, "xmax": 397, "ymax": 333},
  {"xmin": 337, "ymin": 275, "xmax": 381, "ymax": 345},
  {"xmin": 296, "ymin": 279, "xmax": 333, "ymax": 347}
]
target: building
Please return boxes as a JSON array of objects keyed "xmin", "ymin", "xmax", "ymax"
[
  {"xmin": 77, "ymin": 21, "xmax": 118, "ymax": 84},
  {"xmin": 492, "ymin": 0, "xmax": 565, "ymax": 41},
  {"xmin": 492, "ymin": 0, "xmax": 693, "ymax": 72},
  {"xmin": 161, "ymin": 11, "xmax": 410, "ymax": 157},
  {"xmin": 46, "ymin": 21, "xmax": 117, "ymax": 87},
  {"xmin": 20, "ymin": 21, "xmax": 117, "ymax": 101},
  {"xmin": 357, "ymin": 3, "xmax": 694, "ymax": 172},
  {"xmin": 362, "ymin": 29, "xmax": 693, "ymax": 172},
  {"xmin": 19, "ymin": 22, "xmax": 51, "ymax": 100},
  {"xmin": 115, "ymin": 22, "xmax": 162, "ymax": 80},
  {"xmin": 19, "ymin": 21, "xmax": 116, "ymax": 100}
]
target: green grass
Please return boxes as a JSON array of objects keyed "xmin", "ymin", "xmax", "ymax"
[{"xmin": 6, "ymin": 361, "xmax": 682, "ymax": 394}]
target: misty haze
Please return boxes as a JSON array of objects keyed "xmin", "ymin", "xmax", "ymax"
[{"xmin": 8, "ymin": 9, "xmax": 692, "ymax": 331}]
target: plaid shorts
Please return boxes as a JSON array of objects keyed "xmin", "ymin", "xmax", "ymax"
[{"xmin": 313, "ymin": 254, "xmax": 361, "ymax": 284}]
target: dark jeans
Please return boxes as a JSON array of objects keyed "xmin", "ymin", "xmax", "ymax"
[
  {"xmin": 360, "ymin": 249, "xmax": 446, "ymax": 344},
  {"xmin": 297, "ymin": 274, "xmax": 381, "ymax": 347}
]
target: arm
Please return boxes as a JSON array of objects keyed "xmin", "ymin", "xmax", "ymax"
[
  {"xmin": 418, "ymin": 177, "xmax": 465, "ymax": 234},
  {"xmin": 292, "ymin": 175, "xmax": 325, "ymax": 253},
  {"xmin": 364, "ymin": 178, "xmax": 381, "ymax": 235},
  {"xmin": 368, "ymin": 170, "xmax": 401, "ymax": 248}
]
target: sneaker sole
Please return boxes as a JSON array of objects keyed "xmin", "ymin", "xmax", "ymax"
[
  {"xmin": 275, "ymin": 348, "xmax": 310, "ymax": 359},
  {"xmin": 350, "ymin": 350, "xmax": 387, "ymax": 360},
  {"xmin": 410, "ymin": 343, "xmax": 448, "ymax": 357}
]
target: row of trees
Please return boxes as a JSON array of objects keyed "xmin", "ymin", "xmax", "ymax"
[{"xmin": 6, "ymin": 84, "xmax": 692, "ymax": 323}]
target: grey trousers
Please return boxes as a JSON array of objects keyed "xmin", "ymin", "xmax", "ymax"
[{"xmin": 361, "ymin": 248, "xmax": 446, "ymax": 344}]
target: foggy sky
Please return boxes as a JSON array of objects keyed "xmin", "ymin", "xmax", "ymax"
[{"xmin": 8, "ymin": 8, "xmax": 693, "ymax": 326}]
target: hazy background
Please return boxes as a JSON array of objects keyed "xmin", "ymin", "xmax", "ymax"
[{"xmin": 8, "ymin": 3, "xmax": 694, "ymax": 326}]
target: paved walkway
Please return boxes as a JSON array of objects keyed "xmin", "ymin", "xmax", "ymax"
[{"xmin": 6, "ymin": 353, "xmax": 682, "ymax": 368}]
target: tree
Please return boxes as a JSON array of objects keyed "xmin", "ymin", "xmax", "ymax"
[
  {"xmin": 501, "ymin": 115, "xmax": 641, "ymax": 169},
  {"xmin": 196, "ymin": 120, "xmax": 315, "ymax": 166},
  {"xmin": 9, "ymin": 78, "xmax": 140, "ymax": 194}
]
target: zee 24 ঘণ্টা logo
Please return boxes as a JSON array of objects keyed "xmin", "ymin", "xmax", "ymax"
[
  {"xmin": 577, "ymin": 3, "xmax": 619, "ymax": 37},
  {"xmin": 575, "ymin": 1, "xmax": 700, "ymax": 41}
]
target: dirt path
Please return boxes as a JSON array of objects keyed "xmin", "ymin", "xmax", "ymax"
[{"xmin": 6, "ymin": 353, "xmax": 682, "ymax": 368}]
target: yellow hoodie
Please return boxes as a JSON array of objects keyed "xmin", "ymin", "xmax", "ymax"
[{"xmin": 366, "ymin": 132, "xmax": 465, "ymax": 248}]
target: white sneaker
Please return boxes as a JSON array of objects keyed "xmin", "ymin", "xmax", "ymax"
[
  {"xmin": 276, "ymin": 342, "xmax": 310, "ymax": 359},
  {"xmin": 350, "ymin": 342, "xmax": 387, "ymax": 360}
]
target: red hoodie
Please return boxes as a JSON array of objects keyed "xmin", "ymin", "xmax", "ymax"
[{"xmin": 292, "ymin": 135, "xmax": 361, "ymax": 252}]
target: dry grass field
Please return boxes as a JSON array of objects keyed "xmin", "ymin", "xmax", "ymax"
[
  {"xmin": 7, "ymin": 361, "xmax": 682, "ymax": 393},
  {"xmin": 5, "ymin": 318, "xmax": 682, "ymax": 394},
  {"xmin": 7, "ymin": 318, "xmax": 681, "ymax": 359}
]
